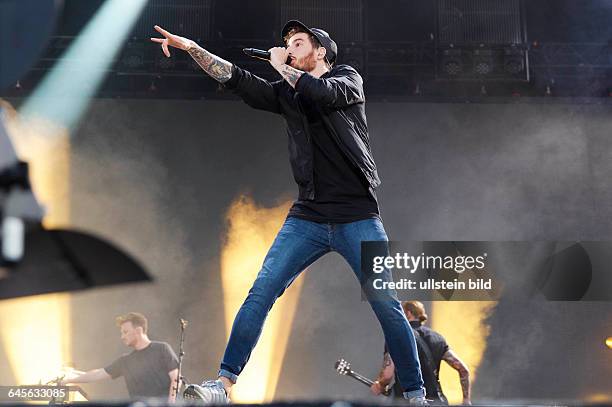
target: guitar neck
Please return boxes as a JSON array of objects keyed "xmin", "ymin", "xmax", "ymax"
[
  {"xmin": 335, "ymin": 360, "xmax": 393, "ymax": 397},
  {"xmin": 347, "ymin": 371, "xmax": 374, "ymax": 387}
]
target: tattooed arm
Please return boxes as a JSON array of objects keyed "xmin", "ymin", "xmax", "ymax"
[
  {"xmin": 442, "ymin": 349, "xmax": 471, "ymax": 404},
  {"xmin": 370, "ymin": 351, "xmax": 395, "ymax": 395},
  {"xmin": 187, "ymin": 45, "xmax": 232, "ymax": 83},
  {"xmin": 152, "ymin": 25, "xmax": 283, "ymax": 113},
  {"xmin": 151, "ymin": 25, "xmax": 232, "ymax": 83},
  {"xmin": 268, "ymin": 47, "xmax": 304, "ymax": 88},
  {"xmin": 268, "ymin": 45, "xmax": 364, "ymax": 107},
  {"xmin": 274, "ymin": 63, "xmax": 304, "ymax": 88}
]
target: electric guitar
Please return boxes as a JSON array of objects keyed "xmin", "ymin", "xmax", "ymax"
[{"xmin": 334, "ymin": 358, "xmax": 392, "ymax": 397}]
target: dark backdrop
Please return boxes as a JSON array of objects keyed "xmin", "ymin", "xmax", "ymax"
[{"xmin": 1, "ymin": 98, "xmax": 611, "ymax": 401}]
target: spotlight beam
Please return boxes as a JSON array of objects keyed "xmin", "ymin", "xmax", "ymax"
[{"xmin": 20, "ymin": 0, "xmax": 148, "ymax": 131}]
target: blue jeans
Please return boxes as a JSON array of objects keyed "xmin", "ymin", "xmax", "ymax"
[{"xmin": 218, "ymin": 216, "xmax": 425, "ymax": 396}]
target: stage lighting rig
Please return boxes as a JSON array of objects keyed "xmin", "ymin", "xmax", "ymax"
[
  {"xmin": 473, "ymin": 49, "xmax": 494, "ymax": 76},
  {"xmin": 504, "ymin": 47, "xmax": 526, "ymax": 76},
  {"xmin": 120, "ymin": 43, "xmax": 146, "ymax": 71},
  {"xmin": 440, "ymin": 48, "xmax": 463, "ymax": 77},
  {"xmin": 0, "ymin": 120, "xmax": 44, "ymax": 267}
]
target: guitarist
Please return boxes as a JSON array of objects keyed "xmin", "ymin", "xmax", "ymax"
[{"xmin": 370, "ymin": 301, "xmax": 471, "ymax": 405}]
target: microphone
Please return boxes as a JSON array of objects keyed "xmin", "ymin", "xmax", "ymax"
[
  {"xmin": 242, "ymin": 48, "xmax": 270, "ymax": 61},
  {"xmin": 243, "ymin": 48, "xmax": 292, "ymax": 64}
]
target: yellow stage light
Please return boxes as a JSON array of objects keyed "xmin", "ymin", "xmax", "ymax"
[
  {"xmin": 0, "ymin": 102, "xmax": 72, "ymax": 386},
  {"xmin": 587, "ymin": 393, "xmax": 611, "ymax": 403},
  {"xmin": 220, "ymin": 195, "xmax": 300, "ymax": 402},
  {"xmin": 432, "ymin": 301, "xmax": 495, "ymax": 405},
  {"xmin": 0, "ymin": 294, "xmax": 71, "ymax": 384},
  {"xmin": 1, "ymin": 0, "xmax": 147, "ymax": 386}
]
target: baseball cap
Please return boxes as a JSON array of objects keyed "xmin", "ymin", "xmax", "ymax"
[{"xmin": 281, "ymin": 20, "xmax": 338, "ymax": 66}]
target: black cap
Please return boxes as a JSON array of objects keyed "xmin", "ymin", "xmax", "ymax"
[{"xmin": 282, "ymin": 20, "xmax": 338, "ymax": 66}]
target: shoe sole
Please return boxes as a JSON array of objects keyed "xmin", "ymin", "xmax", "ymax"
[
  {"xmin": 183, "ymin": 385, "xmax": 206, "ymax": 401},
  {"xmin": 183, "ymin": 384, "xmax": 230, "ymax": 404}
]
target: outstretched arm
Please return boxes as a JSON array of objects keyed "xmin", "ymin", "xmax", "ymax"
[
  {"xmin": 442, "ymin": 349, "xmax": 471, "ymax": 404},
  {"xmin": 187, "ymin": 45, "xmax": 232, "ymax": 83},
  {"xmin": 151, "ymin": 25, "xmax": 232, "ymax": 83},
  {"xmin": 60, "ymin": 368, "xmax": 111, "ymax": 385},
  {"xmin": 152, "ymin": 25, "xmax": 281, "ymax": 113}
]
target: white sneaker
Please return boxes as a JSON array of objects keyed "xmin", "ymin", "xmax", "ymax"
[
  {"xmin": 183, "ymin": 379, "xmax": 230, "ymax": 404},
  {"xmin": 407, "ymin": 395, "xmax": 428, "ymax": 406}
]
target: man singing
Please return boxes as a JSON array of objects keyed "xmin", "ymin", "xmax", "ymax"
[{"xmin": 151, "ymin": 20, "xmax": 426, "ymax": 404}]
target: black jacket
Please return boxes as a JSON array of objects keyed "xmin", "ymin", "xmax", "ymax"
[{"xmin": 224, "ymin": 63, "xmax": 380, "ymax": 200}]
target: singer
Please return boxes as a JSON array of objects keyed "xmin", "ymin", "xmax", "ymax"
[{"xmin": 151, "ymin": 20, "xmax": 426, "ymax": 405}]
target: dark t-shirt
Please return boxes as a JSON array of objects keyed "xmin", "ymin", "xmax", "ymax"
[
  {"xmin": 105, "ymin": 341, "xmax": 179, "ymax": 399},
  {"xmin": 386, "ymin": 321, "xmax": 449, "ymax": 399},
  {"xmin": 411, "ymin": 321, "xmax": 449, "ymax": 374},
  {"xmin": 287, "ymin": 93, "xmax": 380, "ymax": 223}
]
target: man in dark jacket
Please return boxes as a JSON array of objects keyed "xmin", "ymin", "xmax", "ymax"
[{"xmin": 151, "ymin": 20, "xmax": 426, "ymax": 404}]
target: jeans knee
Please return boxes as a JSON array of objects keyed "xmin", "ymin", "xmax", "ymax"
[
  {"xmin": 244, "ymin": 273, "xmax": 286, "ymax": 312},
  {"xmin": 371, "ymin": 300, "xmax": 405, "ymax": 321}
]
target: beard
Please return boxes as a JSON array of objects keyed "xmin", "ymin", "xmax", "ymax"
[{"xmin": 291, "ymin": 50, "xmax": 318, "ymax": 72}]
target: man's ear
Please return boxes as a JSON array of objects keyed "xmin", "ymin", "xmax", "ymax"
[{"xmin": 318, "ymin": 46, "xmax": 327, "ymax": 61}]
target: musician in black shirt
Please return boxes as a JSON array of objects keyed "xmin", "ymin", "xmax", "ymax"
[
  {"xmin": 61, "ymin": 312, "xmax": 179, "ymax": 401},
  {"xmin": 371, "ymin": 301, "xmax": 472, "ymax": 405}
]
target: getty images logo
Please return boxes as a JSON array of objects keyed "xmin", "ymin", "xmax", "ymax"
[{"xmin": 372, "ymin": 252, "xmax": 488, "ymax": 274}]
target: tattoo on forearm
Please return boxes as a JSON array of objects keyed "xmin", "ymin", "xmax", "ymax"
[
  {"xmin": 383, "ymin": 352, "xmax": 392, "ymax": 368},
  {"xmin": 188, "ymin": 45, "xmax": 232, "ymax": 83},
  {"xmin": 374, "ymin": 352, "xmax": 394, "ymax": 385},
  {"xmin": 460, "ymin": 374, "xmax": 470, "ymax": 399},
  {"xmin": 443, "ymin": 350, "xmax": 471, "ymax": 400},
  {"xmin": 278, "ymin": 64, "xmax": 304, "ymax": 88}
]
